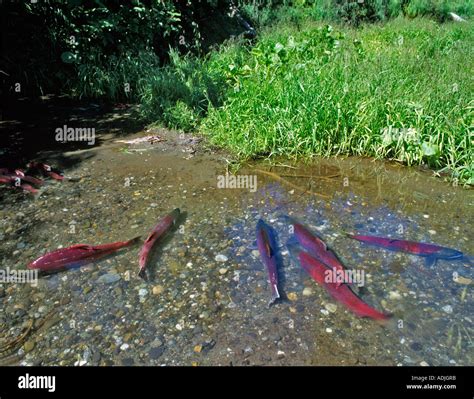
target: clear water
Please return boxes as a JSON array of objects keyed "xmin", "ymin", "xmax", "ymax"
[{"xmin": 0, "ymin": 104, "xmax": 472, "ymax": 366}]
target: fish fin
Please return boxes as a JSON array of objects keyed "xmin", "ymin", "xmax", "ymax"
[
  {"xmin": 267, "ymin": 285, "xmax": 280, "ymax": 307},
  {"xmin": 260, "ymin": 229, "xmax": 274, "ymax": 257},
  {"xmin": 264, "ymin": 240, "xmax": 274, "ymax": 258},
  {"xmin": 138, "ymin": 269, "xmax": 148, "ymax": 280},
  {"xmin": 424, "ymin": 255, "xmax": 437, "ymax": 268},
  {"xmin": 68, "ymin": 244, "xmax": 92, "ymax": 250},
  {"xmin": 144, "ymin": 231, "xmax": 158, "ymax": 243}
]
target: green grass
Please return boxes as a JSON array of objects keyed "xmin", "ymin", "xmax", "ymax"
[
  {"xmin": 200, "ymin": 18, "xmax": 473, "ymax": 184},
  {"xmin": 65, "ymin": 5, "xmax": 473, "ymax": 184}
]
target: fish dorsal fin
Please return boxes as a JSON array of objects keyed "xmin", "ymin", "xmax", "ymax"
[
  {"xmin": 265, "ymin": 241, "xmax": 273, "ymax": 257},
  {"xmin": 145, "ymin": 231, "xmax": 157, "ymax": 243},
  {"xmin": 69, "ymin": 244, "xmax": 92, "ymax": 250}
]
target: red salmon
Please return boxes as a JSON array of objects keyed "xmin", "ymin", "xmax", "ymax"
[
  {"xmin": 347, "ymin": 234, "xmax": 464, "ymax": 266},
  {"xmin": 138, "ymin": 208, "xmax": 181, "ymax": 279},
  {"xmin": 256, "ymin": 219, "xmax": 280, "ymax": 306},
  {"xmin": 293, "ymin": 222, "xmax": 347, "ymax": 287},
  {"xmin": 28, "ymin": 162, "xmax": 64, "ymax": 181},
  {"xmin": 289, "ymin": 245, "xmax": 391, "ymax": 321},
  {"xmin": 28, "ymin": 237, "xmax": 140, "ymax": 272}
]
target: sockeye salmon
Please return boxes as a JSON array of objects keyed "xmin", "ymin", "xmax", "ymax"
[
  {"xmin": 28, "ymin": 162, "xmax": 64, "ymax": 181},
  {"xmin": 138, "ymin": 208, "xmax": 181, "ymax": 279},
  {"xmin": 0, "ymin": 176, "xmax": 39, "ymax": 194},
  {"xmin": 288, "ymin": 244, "xmax": 391, "ymax": 321},
  {"xmin": 293, "ymin": 222, "xmax": 348, "ymax": 287},
  {"xmin": 256, "ymin": 219, "xmax": 280, "ymax": 306},
  {"xmin": 347, "ymin": 234, "xmax": 465, "ymax": 267},
  {"xmin": 28, "ymin": 237, "xmax": 140, "ymax": 272}
]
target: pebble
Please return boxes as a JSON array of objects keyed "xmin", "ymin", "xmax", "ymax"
[
  {"xmin": 419, "ymin": 361, "xmax": 429, "ymax": 366},
  {"xmin": 83, "ymin": 286, "xmax": 93, "ymax": 295},
  {"xmin": 60, "ymin": 297, "xmax": 70, "ymax": 305},
  {"xmin": 24, "ymin": 340, "xmax": 35, "ymax": 353},
  {"xmin": 442, "ymin": 305, "xmax": 453, "ymax": 314},
  {"xmin": 251, "ymin": 250, "xmax": 260, "ymax": 258},
  {"xmin": 121, "ymin": 358, "xmax": 134, "ymax": 366},
  {"xmin": 389, "ymin": 291, "xmax": 402, "ymax": 300},
  {"xmin": 194, "ymin": 345, "xmax": 202, "ymax": 353},
  {"xmin": 453, "ymin": 275, "xmax": 472, "ymax": 285},
  {"xmin": 219, "ymin": 268, "xmax": 228, "ymax": 275},
  {"xmin": 324, "ymin": 303, "xmax": 337, "ymax": 313},
  {"xmin": 149, "ymin": 347, "xmax": 165, "ymax": 359},
  {"xmin": 152, "ymin": 285, "xmax": 164, "ymax": 295},
  {"xmin": 138, "ymin": 288, "xmax": 148, "ymax": 297},
  {"xmin": 215, "ymin": 254, "xmax": 228, "ymax": 262},
  {"xmin": 287, "ymin": 292, "xmax": 298, "ymax": 301},
  {"xmin": 97, "ymin": 273, "xmax": 121, "ymax": 284},
  {"xmin": 325, "ymin": 328, "xmax": 333, "ymax": 333},
  {"xmin": 302, "ymin": 287, "xmax": 313, "ymax": 296},
  {"xmin": 120, "ymin": 343, "xmax": 130, "ymax": 351},
  {"xmin": 277, "ymin": 350, "xmax": 285, "ymax": 359}
]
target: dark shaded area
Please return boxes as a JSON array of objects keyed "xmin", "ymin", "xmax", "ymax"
[
  {"xmin": 0, "ymin": 1, "xmax": 252, "ymax": 174},
  {"xmin": 0, "ymin": 95, "xmax": 145, "ymax": 173},
  {"xmin": 0, "ymin": 0, "xmax": 251, "ymax": 101}
]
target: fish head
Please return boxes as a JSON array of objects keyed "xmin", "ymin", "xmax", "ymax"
[
  {"xmin": 170, "ymin": 208, "xmax": 181, "ymax": 220},
  {"xmin": 256, "ymin": 219, "xmax": 277, "ymax": 258}
]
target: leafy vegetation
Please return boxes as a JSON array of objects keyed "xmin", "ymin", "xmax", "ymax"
[
  {"xmin": 201, "ymin": 18, "xmax": 473, "ymax": 184},
  {"xmin": 1, "ymin": 1, "xmax": 472, "ymax": 183}
]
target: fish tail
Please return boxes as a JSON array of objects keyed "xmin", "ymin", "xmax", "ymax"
[
  {"xmin": 127, "ymin": 236, "xmax": 142, "ymax": 246},
  {"xmin": 268, "ymin": 285, "xmax": 280, "ymax": 307},
  {"xmin": 138, "ymin": 268, "xmax": 148, "ymax": 280}
]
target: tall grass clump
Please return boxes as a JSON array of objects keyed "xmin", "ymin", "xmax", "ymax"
[
  {"xmin": 138, "ymin": 50, "xmax": 228, "ymax": 131},
  {"xmin": 201, "ymin": 18, "xmax": 473, "ymax": 183}
]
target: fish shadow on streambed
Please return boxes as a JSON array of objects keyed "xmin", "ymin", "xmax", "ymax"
[{"xmin": 143, "ymin": 211, "xmax": 187, "ymax": 281}]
